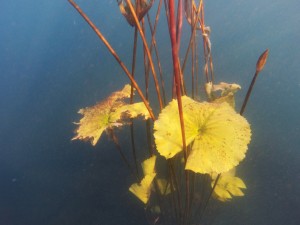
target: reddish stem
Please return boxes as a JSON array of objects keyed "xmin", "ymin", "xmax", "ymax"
[
  {"xmin": 68, "ymin": 0, "xmax": 155, "ymax": 120},
  {"xmin": 176, "ymin": 0, "xmax": 183, "ymax": 51},
  {"xmin": 126, "ymin": 0, "xmax": 164, "ymax": 110},
  {"xmin": 169, "ymin": 1, "xmax": 189, "ymax": 224},
  {"xmin": 168, "ymin": 0, "xmax": 186, "ymax": 159}
]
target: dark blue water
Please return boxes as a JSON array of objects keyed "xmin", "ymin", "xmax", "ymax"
[{"xmin": 0, "ymin": 0, "xmax": 299, "ymax": 225}]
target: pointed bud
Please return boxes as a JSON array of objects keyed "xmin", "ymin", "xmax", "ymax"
[{"xmin": 256, "ymin": 49, "xmax": 269, "ymax": 73}]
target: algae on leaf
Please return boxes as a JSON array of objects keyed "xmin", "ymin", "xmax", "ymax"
[{"xmin": 72, "ymin": 84, "xmax": 150, "ymax": 146}]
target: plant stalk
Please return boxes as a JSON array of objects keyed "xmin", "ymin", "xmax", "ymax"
[
  {"xmin": 240, "ymin": 49, "xmax": 269, "ymax": 115},
  {"xmin": 126, "ymin": 0, "xmax": 164, "ymax": 110},
  {"xmin": 68, "ymin": 0, "xmax": 155, "ymax": 120}
]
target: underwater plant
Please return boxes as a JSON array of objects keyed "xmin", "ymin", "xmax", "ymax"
[{"xmin": 69, "ymin": 0, "xmax": 269, "ymax": 224}]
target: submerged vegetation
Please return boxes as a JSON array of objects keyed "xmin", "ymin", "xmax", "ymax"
[{"xmin": 69, "ymin": 0, "xmax": 269, "ymax": 224}]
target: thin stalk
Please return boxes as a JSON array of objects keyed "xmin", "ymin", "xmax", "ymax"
[
  {"xmin": 195, "ymin": 32, "xmax": 199, "ymax": 96},
  {"xmin": 109, "ymin": 129, "xmax": 139, "ymax": 181},
  {"xmin": 169, "ymin": 1, "xmax": 189, "ymax": 224},
  {"xmin": 142, "ymin": 19, "xmax": 150, "ymax": 100},
  {"xmin": 168, "ymin": 0, "xmax": 187, "ymax": 164},
  {"xmin": 145, "ymin": 119, "xmax": 153, "ymax": 155},
  {"xmin": 176, "ymin": 0, "xmax": 183, "ymax": 50},
  {"xmin": 163, "ymin": 0, "xmax": 170, "ymax": 30},
  {"xmin": 209, "ymin": 55, "xmax": 215, "ymax": 83},
  {"xmin": 168, "ymin": 168, "xmax": 180, "ymax": 225},
  {"xmin": 181, "ymin": 1, "xmax": 202, "ymax": 74},
  {"xmin": 240, "ymin": 49, "xmax": 269, "ymax": 115},
  {"xmin": 178, "ymin": 60, "xmax": 187, "ymax": 95},
  {"xmin": 187, "ymin": 172, "xmax": 195, "ymax": 225},
  {"xmin": 186, "ymin": 2, "xmax": 210, "ymax": 84},
  {"xmin": 199, "ymin": 49, "xmax": 269, "ymax": 222},
  {"xmin": 130, "ymin": 27, "xmax": 140, "ymax": 180},
  {"xmin": 140, "ymin": 19, "xmax": 155, "ymax": 157},
  {"xmin": 197, "ymin": 2, "xmax": 212, "ymax": 83},
  {"xmin": 68, "ymin": 0, "xmax": 155, "ymax": 120},
  {"xmin": 198, "ymin": 174, "xmax": 220, "ymax": 223},
  {"xmin": 141, "ymin": 19, "xmax": 155, "ymax": 156},
  {"xmin": 146, "ymin": 0, "xmax": 167, "ymax": 104},
  {"xmin": 130, "ymin": 28, "xmax": 138, "ymax": 103},
  {"xmin": 191, "ymin": 19, "xmax": 195, "ymax": 99},
  {"xmin": 126, "ymin": 0, "xmax": 164, "ymax": 110},
  {"xmin": 240, "ymin": 71, "xmax": 259, "ymax": 115},
  {"xmin": 168, "ymin": 159, "xmax": 183, "ymax": 224}
]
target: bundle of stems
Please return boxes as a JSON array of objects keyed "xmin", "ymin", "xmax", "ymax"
[{"xmin": 68, "ymin": 1, "xmax": 268, "ymax": 224}]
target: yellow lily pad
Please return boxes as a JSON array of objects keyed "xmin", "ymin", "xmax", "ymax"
[
  {"xmin": 153, "ymin": 96, "xmax": 199, "ymax": 158},
  {"xmin": 154, "ymin": 96, "xmax": 251, "ymax": 174},
  {"xmin": 211, "ymin": 168, "xmax": 246, "ymax": 202},
  {"xmin": 129, "ymin": 173, "xmax": 156, "ymax": 204},
  {"xmin": 141, "ymin": 155, "xmax": 156, "ymax": 176},
  {"xmin": 129, "ymin": 156, "xmax": 157, "ymax": 204},
  {"xmin": 72, "ymin": 84, "xmax": 150, "ymax": 146}
]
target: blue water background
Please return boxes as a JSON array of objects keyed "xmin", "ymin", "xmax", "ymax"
[{"xmin": 0, "ymin": 0, "xmax": 299, "ymax": 224}]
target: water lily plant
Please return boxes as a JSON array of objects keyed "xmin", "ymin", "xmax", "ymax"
[{"xmin": 69, "ymin": 0, "xmax": 269, "ymax": 224}]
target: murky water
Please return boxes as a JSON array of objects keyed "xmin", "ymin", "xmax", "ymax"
[{"xmin": 0, "ymin": 0, "xmax": 299, "ymax": 224}]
